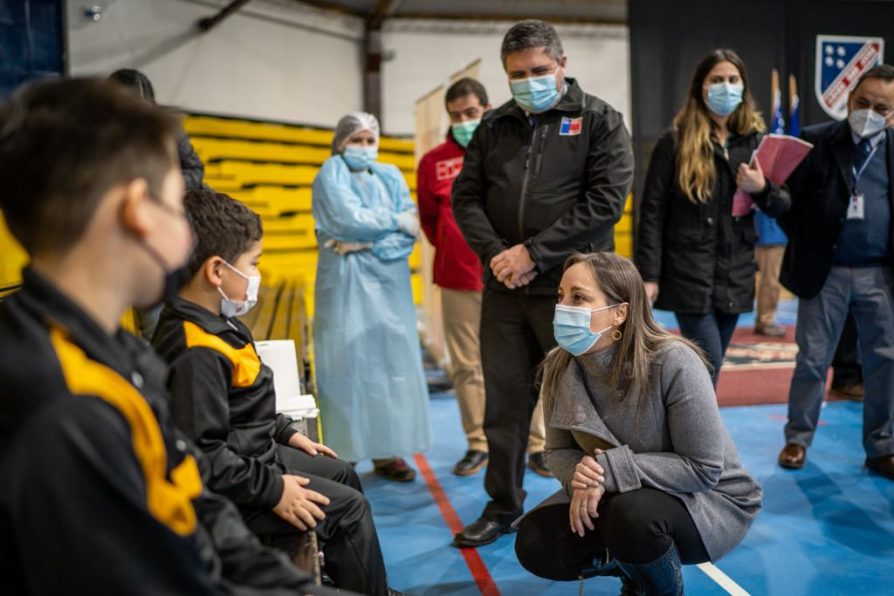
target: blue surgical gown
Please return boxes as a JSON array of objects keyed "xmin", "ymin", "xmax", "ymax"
[{"xmin": 311, "ymin": 156, "xmax": 431, "ymax": 461}]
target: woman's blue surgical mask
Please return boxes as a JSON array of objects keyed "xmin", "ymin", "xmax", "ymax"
[
  {"xmin": 343, "ymin": 145, "xmax": 378, "ymax": 170},
  {"xmin": 705, "ymin": 82, "xmax": 744, "ymax": 117},
  {"xmin": 553, "ymin": 303, "xmax": 619, "ymax": 356},
  {"xmin": 219, "ymin": 261, "xmax": 261, "ymax": 318},
  {"xmin": 510, "ymin": 74, "xmax": 560, "ymax": 114},
  {"xmin": 451, "ymin": 120, "xmax": 480, "ymax": 148}
]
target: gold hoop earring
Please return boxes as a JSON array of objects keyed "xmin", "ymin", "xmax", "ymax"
[{"xmin": 611, "ymin": 328, "xmax": 623, "ymax": 341}]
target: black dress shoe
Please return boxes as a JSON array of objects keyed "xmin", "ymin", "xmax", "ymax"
[
  {"xmin": 527, "ymin": 451, "xmax": 554, "ymax": 477},
  {"xmin": 453, "ymin": 517, "xmax": 513, "ymax": 548},
  {"xmin": 453, "ymin": 450, "xmax": 488, "ymax": 476},
  {"xmin": 866, "ymin": 454, "xmax": 894, "ymax": 480}
]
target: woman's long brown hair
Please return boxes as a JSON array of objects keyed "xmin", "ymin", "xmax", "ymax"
[
  {"xmin": 674, "ymin": 48, "xmax": 766, "ymax": 203},
  {"xmin": 538, "ymin": 253, "xmax": 707, "ymax": 401}
]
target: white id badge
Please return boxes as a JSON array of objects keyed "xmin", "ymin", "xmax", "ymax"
[{"xmin": 847, "ymin": 193, "xmax": 865, "ymax": 220}]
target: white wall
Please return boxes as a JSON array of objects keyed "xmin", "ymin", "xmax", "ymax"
[
  {"xmin": 66, "ymin": 2, "xmax": 630, "ymax": 135},
  {"xmin": 381, "ymin": 20, "xmax": 631, "ymax": 136},
  {"xmin": 67, "ymin": 0, "xmax": 365, "ymax": 127}
]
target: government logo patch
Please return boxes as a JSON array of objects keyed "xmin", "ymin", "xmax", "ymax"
[{"xmin": 559, "ymin": 117, "xmax": 583, "ymax": 136}]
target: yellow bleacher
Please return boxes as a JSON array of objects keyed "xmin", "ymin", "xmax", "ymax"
[{"xmin": 0, "ymin": 113, "xmax": 633, "ymax": 326}]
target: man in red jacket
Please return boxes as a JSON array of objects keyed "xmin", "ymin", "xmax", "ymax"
[{"xmin": 417, "ymin": 78, "xmax": 551, "ymax": 477}]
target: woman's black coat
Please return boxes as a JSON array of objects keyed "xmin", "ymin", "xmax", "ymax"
[{"xmin": 635, "ymin": 129, "xmax": 787, "ymax": 314}]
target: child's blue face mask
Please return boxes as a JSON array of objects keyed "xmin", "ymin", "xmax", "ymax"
[{"xmin": 553, "ymin": 303, "xmax": 619, "ymax": 356}]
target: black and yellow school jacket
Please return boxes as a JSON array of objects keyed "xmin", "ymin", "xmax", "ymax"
[
  {"xmin": 152, "ymin": 297, "xmax": 298, "ymax": 511},
  {"xmin": 0, "ymin": 269, "xmax": 318, "ymax": 595}
]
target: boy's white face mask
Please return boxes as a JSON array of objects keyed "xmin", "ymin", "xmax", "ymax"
[{"xmin": 218, "ymin": 260, "xmax": 261, "ymax": 318}]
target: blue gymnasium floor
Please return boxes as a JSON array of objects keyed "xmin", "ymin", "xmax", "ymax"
[{"xmin": 352, "ymin": 305, "xmax": 894, "ymax": 595}]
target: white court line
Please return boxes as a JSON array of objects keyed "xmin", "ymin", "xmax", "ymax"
[{"xmin": 696, "ymin": 563, "xmax": 750, "ymax": 595}]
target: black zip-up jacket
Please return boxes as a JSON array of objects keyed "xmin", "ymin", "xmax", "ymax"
[
  {"xmin": 152, "ymin": 297, "xmax": 298, "ymax": 511},
  {"xmin": 636, "ymin": 129, "xmax": 788, "ymax": 313},
  {"xmin": 452, "ymin": 77, "xmax": 634, "ymax": 294},
  {"xmin": 0, "ymin": 269, "xmax": 319, "ymax": 594},
  {"xmin": 753, "ymin": 121, "xmax": 894, "ymax": 298}
]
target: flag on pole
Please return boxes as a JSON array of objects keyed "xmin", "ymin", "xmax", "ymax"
[
  {"xmin": 788, "ymin": 74, "xmax": 800, "ymax": 137},
  {"xmin": 770, "ymin": 68, "xmax": 785, "ymax": 134}
]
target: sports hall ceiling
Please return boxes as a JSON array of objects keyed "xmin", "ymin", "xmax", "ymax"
[{"xmin": 295, "ymin": 0, "xmax": 628, "ymax": 25}]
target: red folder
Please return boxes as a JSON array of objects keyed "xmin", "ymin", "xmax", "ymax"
[{"xmin": 732, "ymin": 134, "xmax": 814, "ymax": 216}]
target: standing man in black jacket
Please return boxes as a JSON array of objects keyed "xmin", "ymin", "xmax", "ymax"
[
  {"xmin": 744, "ymin": 64, "xmax": 894, "ymax": 479},
  {"xmin": 452, "ymin": 19, "xmax": 634, "ymax": 547}
]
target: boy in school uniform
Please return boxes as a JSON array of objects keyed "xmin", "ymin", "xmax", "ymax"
[
  {"xmin": 0, "ymin": 78, "xmax": 327, "ymax": 594},
  {"xmin": 152, "ymin": 188, "xmax": 394, "ymax": 596}
]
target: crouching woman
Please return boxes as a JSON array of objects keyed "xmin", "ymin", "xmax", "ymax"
[{"xmin": 515, "ymin": 252, "xmax": 762, "ymax": 595}]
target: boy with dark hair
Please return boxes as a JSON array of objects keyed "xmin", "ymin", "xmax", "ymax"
[
  {"xmin": 152, "ymin": 188, "xmax": 395, "ymax": 596},
  {"xmin": 0, "ymin": 77, "xmax": 324, "ymax": 594}
]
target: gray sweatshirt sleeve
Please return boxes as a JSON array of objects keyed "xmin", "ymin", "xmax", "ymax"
[{"xmin": 596, "ymin": 343, "xmax": 725, "ymax": 494}]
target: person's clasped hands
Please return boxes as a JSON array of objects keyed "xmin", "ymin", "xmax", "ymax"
[{"xmin": 490, "ymin": 244, "xmax": 537, "ymax": 289}]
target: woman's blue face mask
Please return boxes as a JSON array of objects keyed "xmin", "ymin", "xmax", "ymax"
[
  {"xmin": 553, "ymin": 303, "xmax": 619, "ymax": 356},
  {"xmin": 704, "ymin": 82, "xmax": 744, "ymax": 117},
  {"xmin": 343, "ymin": 144, "xmax": 378, "ymax": 170}
]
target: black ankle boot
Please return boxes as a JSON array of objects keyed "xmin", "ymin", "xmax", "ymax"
[{"xmin": 615, "ymin": 544, "xmax": 684, "ymax": 596}]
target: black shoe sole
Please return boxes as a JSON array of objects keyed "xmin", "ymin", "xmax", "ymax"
[
  {"xmin": 453, "ymin": 459, "xmax": 488, "ymax": 477},
  {"xmin": 778, "ymin": 459, "xmax": 805, "ymax": 470},
  {"xmin": 865, "ymin": 461, "xmax": 894, "ymax": 480},
  {"xmin": 452, "ymin": 526, "xmax": 515, "ymax": 548},
  {"xmin": 527, "ymin": 461, "xmax": 554, "ymax": 477}
]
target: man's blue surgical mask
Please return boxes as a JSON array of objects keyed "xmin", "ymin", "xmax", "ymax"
[
  {"xmin": 705, "ymin": 82, "xmax": 744, "ymax": 117},
  {"xmin": 343, "ymin": 145, "xmax": 378, "ymax": 170},
  {"xmin": 451, "ymin": 120, "xmax": 480, "ymax": 148},
  {"xmin": 510, "ymin": 74, "xmax": 560, "ymax": 114},
  {"xmin": 553, "ymin": 303, "xmax": 619, "ymax": 356}
]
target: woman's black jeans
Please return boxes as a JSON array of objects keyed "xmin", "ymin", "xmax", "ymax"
[
  {"xmin": 515, "ymin": 488, "xmax": 709, "ymax": 582},
  {"xmin": 675, "ymin": 311, "xmax": 740, "ymax": 386}
]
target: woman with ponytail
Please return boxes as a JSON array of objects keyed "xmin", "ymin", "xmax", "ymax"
[
  {"xmin": 514, "ymin": 252, "xmax": 761, "ymax": 595},
  {"xmin": 635, "ymin": 49, "xmax": 788, "ymax": 385}
]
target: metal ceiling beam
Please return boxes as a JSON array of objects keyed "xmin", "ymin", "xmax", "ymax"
[
  {"xmin": 362, "ymin": 0, "xmax": 401, "ymax": 121},
  {"xmin": 197, "ymin": 0, "xmax": 255, "ymax": 32},
  {"xmin": 389, "ymin": 12, "xmax": 626, "ymax": 26}
]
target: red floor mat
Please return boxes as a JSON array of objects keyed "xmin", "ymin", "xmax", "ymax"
[{"xmin": 716, "ymin": 326, "xmax": 849, "ymax": 407}]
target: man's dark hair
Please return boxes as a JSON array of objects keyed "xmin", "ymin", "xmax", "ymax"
[
  {"xmin": 0, "ymin": 77, "xmax": 178, "ymax": 255},
  {"xmin": 500, "ymin": 19, "xmax": 564, "ymax": 68},
  {"xmin": 184, "ymin": 188, "xmax": 262, "ymax": 277},
  {"xmin": 108, "ymin": 68, "xmax": 156, "ymax": 103},
  {"xmin": 445, "ymin": 78, "xmax": 489, "ymax": 110},
  {"xmin": 854, "ymin": 64, "xmax": 894, "ymax": 92}
]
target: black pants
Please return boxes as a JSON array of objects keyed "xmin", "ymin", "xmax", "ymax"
[
  {"xmin": 479, "ymin": 290, "xmax": 557, "ymax": 524},
  {"xmin": 832, "ymin": 313, "xmax": 863, "ymax": 386},
  {"xmin": 515, "ymin": 488, "xmax": 710, "ymax": 581},
  {"xmin": 675, "ymin": 311, "xmax": 740, "ymax": 386},
  {"xmin": 242, "ymin": 446, "xmax": 388, "ymax": 596}
]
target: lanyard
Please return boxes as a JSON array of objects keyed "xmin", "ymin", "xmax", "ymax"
[{"xmin": 852, "ymin": 144, "xmax": 880, "ymax": 190}]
